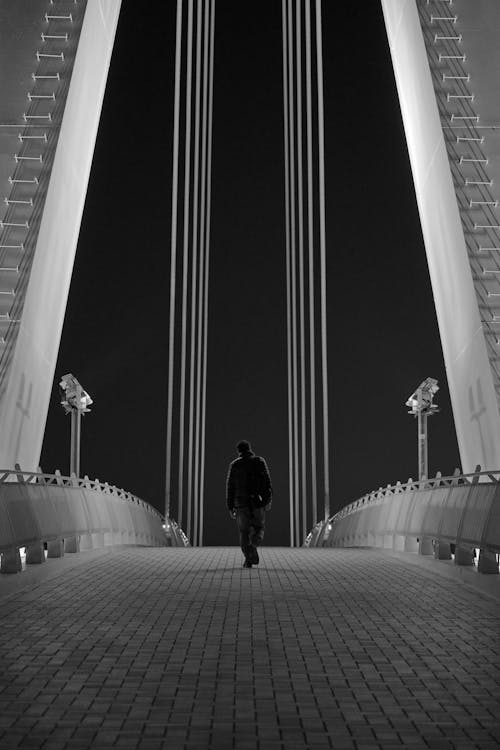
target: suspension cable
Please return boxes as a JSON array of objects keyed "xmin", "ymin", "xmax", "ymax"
[
  {"xmin": 315, "ymin": 0, "xmax": 330, "ymax": 520},
  {"xmin": 195, "ymin": 0, "xmax": 210, "ymax": 547},
  {"xmin": 199, "ymin": 0, "xmax": 215, "ymax": 547},
  {"xmin": 287, "ymin": 0, "xmax": 300, "ymax": 547},
  {"xmin": 282, "ymin": 0, "xmax": 330, "ymax": 543},
  {"xmin": 179, "ymin": 0, "xmax": 194, "ymax": 538},
  {"xmin": 165, "ymin": 0, "xmax": 183, "ymax": 523},
  {"xmin": 296, "ymin": 0, "xmax": 307, "ymax": 544},
  {"xmin": 305, "ymin": 0, "xmax": 318, "ymax": 526},
  {"xmin": 189, "ymin": 0, "xmax": 203, "ymax": 546},
  {"xmin": 282, "ymin": 0, "xmax": 295, "ymax": 548}
]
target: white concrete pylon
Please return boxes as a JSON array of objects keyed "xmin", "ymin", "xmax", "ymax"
[{"xmin": 0, "ymin": 1, "xmax": 122, "ymax": 472}]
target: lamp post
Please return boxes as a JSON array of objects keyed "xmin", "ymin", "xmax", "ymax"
[
  {"xmin": 405, "ymin": 377, "xmax": 440, "ymax": 481},
  {"xmin": 59, "ymin": 373, "xmax": 93, "ymax": 477}
]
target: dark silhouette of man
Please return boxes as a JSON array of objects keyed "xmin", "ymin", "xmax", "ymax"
[{"xmin": 226, "ymin": 440, "xmax": 273, "ymax": 568}]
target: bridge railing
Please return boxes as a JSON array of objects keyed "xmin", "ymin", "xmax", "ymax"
[
  {"xmin": 305, "ymin": 469, "xmax": 500, "ymax": 574},
  {"xmin": 0, "ymin": 468, "xmax": 188, "ymax": 574}
]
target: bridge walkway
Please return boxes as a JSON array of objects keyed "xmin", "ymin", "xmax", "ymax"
[{"xmin": 0, "ymin": 547, "xmax": 499, "ymax": 749}]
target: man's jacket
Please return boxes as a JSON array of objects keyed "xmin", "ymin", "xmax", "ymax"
[{"xmin": 226, "ymin": 451, "xmax": 273, "ymax": 510}]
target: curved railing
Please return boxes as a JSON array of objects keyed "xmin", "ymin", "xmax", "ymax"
[
  {"xmin": 0, "ymin": 468, "xmax": 189, "ymax": 573},
  {"xmin": 305, "ymin": 469, "xmax": 500, "ymax": 574}
]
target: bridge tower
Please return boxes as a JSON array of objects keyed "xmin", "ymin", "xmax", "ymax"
[
  {"xmin": 0, "ymin": 0, "xmax": 121, "ymax": 471},
  {"xmin": 382, "ymin": 0, "xmax": 500, "ymax": 472}
]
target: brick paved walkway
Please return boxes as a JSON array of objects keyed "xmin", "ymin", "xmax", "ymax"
[{"xmin": 0, "ymin": 547, "xmax": 499, "ymax": 749}]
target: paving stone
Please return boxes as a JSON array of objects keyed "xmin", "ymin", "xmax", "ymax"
[{"xmin": 0, "ymin": 547, "xmax": 499, "ymax": 749}]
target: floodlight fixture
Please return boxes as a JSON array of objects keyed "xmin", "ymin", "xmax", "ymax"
[
  {"xmin": 59, "ymin": 373, "xmax": 93, "ymax": 477},
  {"xmin": 59, "ymin": 373, "xmax": 93, "ymax": 414},
  {"xmin": 405, "ymin": 377, "xmax": 440, "ymax": 415},
  {"xmin": 405, "ymin": 377, "xmax": 440, "ymax": 481}
]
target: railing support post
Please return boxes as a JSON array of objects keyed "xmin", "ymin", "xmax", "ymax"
[
  {"xmin": 92, "ymin": 532, "xmax": 104, "ymax": 548},
  {"xmin": 454, "ymin": 546, "xmax": 474, "ymax": 566},
  {"xmin": 64, "ymin": 536, "xmax": 80, "ymax": 553},
  {"xmin": 404, "ymin": 536, "xmax": 419, "ymax": 553},
  {"xmin": 47, "ymin": 539, "xmax": 64, "ymax": 558},
  {"xmin": 79, "ymin": 534, "xmax": 93, "ymax": 550},
  {"xmin": 418, "ymin": 537, "xmax": 434, "ymax": 555},
  {"xmin": 1, "ymin": 548, "xmax": 22, "ymax": 573},
  {"xmin": 477, "ymin": 549, "xmax": 499, "ymax": 574},
  {"xmin": 434, "ymin": 540, "xmax": 452, "ymax": 560},
  {"xmin": 26, "ymin": 542, "xmax": 45, "ymax": 564}
]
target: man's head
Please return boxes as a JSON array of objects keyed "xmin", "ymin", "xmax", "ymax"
[{"xmin": 237, "ymin": 439, "xmax": 252, "ymax": 455}]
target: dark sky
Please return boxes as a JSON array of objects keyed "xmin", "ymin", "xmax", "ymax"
[{"xmin": 41, "ymin": 1, "xmax": 460, "ymax": 546}]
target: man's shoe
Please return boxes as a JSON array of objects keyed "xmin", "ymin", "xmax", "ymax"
[
  {"xmin": 250, "ymin": 546, "xmax": 259, "ymax": 565},
  {"xmin": 243, "ymin": 560, "xmax": 252, "ymax": 568}
]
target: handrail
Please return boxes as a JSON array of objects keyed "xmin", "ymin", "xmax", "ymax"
[
  {"xmin": 305, "ymin": 467, "xmax": 500, "ymax": 574},
  {"xmin": 0, "ymin": 467, "xmax": 165, "ymax": 522},
  {"xmin": 326, "ymin": 468, "xmax": 498, "ymax": 526},
  {"xmin": 0, "ymin": 467, "xmax": 190, "ymax": 572}
]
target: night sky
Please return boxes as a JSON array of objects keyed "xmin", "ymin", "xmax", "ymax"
[{"xmin": 40, "ymin": 1, "xmax": 461, "ymax": 546}]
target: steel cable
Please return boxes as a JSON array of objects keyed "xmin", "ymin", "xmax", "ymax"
[{"xmin": 166, "ymin": 0, "xmax": 183, "ymax": 523}]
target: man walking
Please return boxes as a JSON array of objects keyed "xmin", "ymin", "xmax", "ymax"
[{"xmin": 226, "ymin": 440, "xmax": 273, "ymax": 568}]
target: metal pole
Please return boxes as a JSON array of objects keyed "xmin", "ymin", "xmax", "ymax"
[
  {"xmin": 70, "ymin": 407, "xmax": 81, "ymax": 477},
  {"xmin": 418, "ymin": 410, "xmax": 428, "ymax": 481}
]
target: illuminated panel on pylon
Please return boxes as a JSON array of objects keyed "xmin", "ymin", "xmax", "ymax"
[
  {"xmin": 0, "ymin": 0, "xmax": 121, "ymax": 469},
  {"xmin": 381, "ymin": 0, "xmax": 500, "ymax": 472}
]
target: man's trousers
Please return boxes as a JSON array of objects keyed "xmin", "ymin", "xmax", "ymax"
[{"xmin": 235, "ymin": 506, "xmax": 265, "ymax": 559}]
